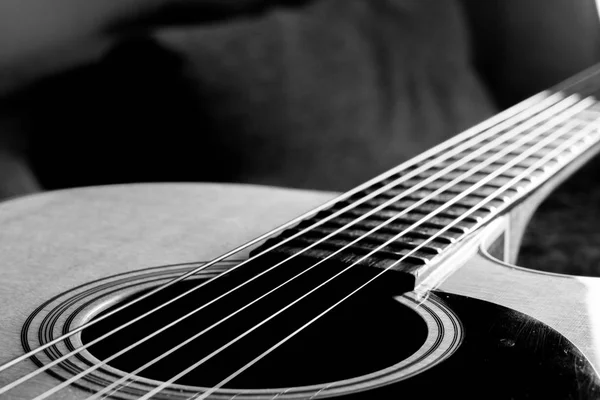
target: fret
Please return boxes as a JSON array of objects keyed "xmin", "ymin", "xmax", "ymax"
[
  {"xmin": 280, "ymin": 226, "xmax": 448, "ymax": 255},
  {"xmin": 258, "ymin": 243, "xmax": 406, "ymax": 272},
  {"xmin": 330, "ymin": 204, "xmax": 485, "ymax": 224},
  {"xmin": 378, "ymin": 175, "xmax": 519, "ymax": 191},
  {"xmin": 259, "ymin": 236, "xmax": 428, "ymax": 272},
  {"xmin": 416, "ymin": 171, "xmax": 521, "ymax": 187},
  {"xmin": 260, "ymin": 234, "xmax": 435, "ymax": 272},
  {"xmin": 412, "ymin": 194, "xmax": 503, "ymax": 211},
  {"xmin": 300, "ymin": 218, "xmax": 462, "ymax": 243},
  {"xmin": 352, "ymin": 189, "xmax": 507, "ymax": 210},
  {"xmin": 469, "ymin": 156, "xmax": 557, "ymax": 170},
  {"xmin": 397, "ymin": 177, "xmax": 524, "ymax": 194},
  {"xmin": 314, "ymin": 207, "xmax": 472, "ymax": 231},
  {"xmin": 405, "ymin": 155, "xmax": 548, "ymax": 178},
  {"xmin": 253, "ymin": 203, "xmax": 478, "ymax": 269},
  {"xmin": 472, "ymin": 135, "xmax": 564, "ymax": 150},
  {"xmin": 434, "ymin": 163, "xmax": 534, "ymax": 179},
  {"xmin": 426, "ymin": 182, "xmax": 518, "ymax": 199},
  {"xmin": 337, "ymin": 198, "xmax": 490, "ymax": 221},
  {"xmin": 298, "ymin": 212, "xmax": 469, "ymax": 247},
  {"xmin": 291, "ymin": 225, "xmax": 451, "ymax": 249}
]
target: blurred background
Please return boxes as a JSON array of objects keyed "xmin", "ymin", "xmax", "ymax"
[
  {"xmin": 514, "ymin": 0, "xmax": 600, "ymax": 277},
  {"xmin": 0, "ymin": 0, "xmax": 599, "ymax": 276}
]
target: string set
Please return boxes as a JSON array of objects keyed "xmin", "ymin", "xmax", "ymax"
[
  {"xmin": 0, "ymin": 90, "xmax": 553, "ymax": 377},
  {"xmin": 194, "ymin": 114, "xmax": 600, "ymax": 400},
  {"xmin": 1, "ymin": 88, "xmax": 599, "ymax": 399},
  {"xmin": 101, "ymin": 96, "xmax": 599, "ymax": 400}
]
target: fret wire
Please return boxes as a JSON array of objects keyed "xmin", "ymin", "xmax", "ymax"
[
  {"xmin": 0, "ymin": 90, "xmax": 564, "ymax": 379},
  {"xmin": 164, "ymin": 107, "xmax": 600, "ymax": 400}
]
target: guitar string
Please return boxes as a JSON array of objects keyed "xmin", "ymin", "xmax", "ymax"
[
  {"xmin": 175, "ymin": 108, "xmax": 600, "ymax": 400},
  {"xmin": 0, "ymin": 91, "xmax": 560, "ymax": 379},
  {"xmin": 44, "ymin": 97, "xmax": 592, "ymax": 400},
  {"xmin": 1, "ymin": 94, "xmax": 582, "ymax": 397}
]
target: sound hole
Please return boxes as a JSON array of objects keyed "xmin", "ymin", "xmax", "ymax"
[{"xmin": 82, "ymin": 260, "xmax": 427, "ymax": 389}]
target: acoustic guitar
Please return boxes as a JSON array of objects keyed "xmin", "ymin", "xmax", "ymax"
[{"xmin": 1, "ymin": 65, "xmax": 600, "ymax": 399}]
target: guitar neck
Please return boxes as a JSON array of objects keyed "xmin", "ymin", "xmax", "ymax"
[{"xmin": 252, "ymin": 65, "xmax": 600, "ymax": 289}]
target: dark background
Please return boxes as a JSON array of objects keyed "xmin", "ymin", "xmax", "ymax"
[{"xmin": 519, "ymin": 155, "xmax": 600, "ymax": 277}]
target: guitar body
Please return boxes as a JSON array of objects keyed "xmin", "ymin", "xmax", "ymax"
[{"xmin": 1, "ymin": 182, "xmax": 599, "ymax": 399}]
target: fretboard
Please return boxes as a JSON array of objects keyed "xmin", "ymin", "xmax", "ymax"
[{"xmin": 253, "ymin": 67, "xmax": 600, "ymax": 286}]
